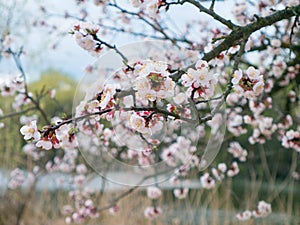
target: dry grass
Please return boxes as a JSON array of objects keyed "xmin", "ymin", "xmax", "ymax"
[{"xmin": 1, "ymin": 177, "xmax": 299, "ymax": 225}]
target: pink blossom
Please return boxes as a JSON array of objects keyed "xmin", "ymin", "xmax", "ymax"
[
  {"xmin": 200, "ymin": 173, "xmax": 215, "ymax": 189},
  {"xmin": 8, "ymin": 168, "xmax": 25, "ymax": 189},
  {"xmin": 227, "ymin": 162, "xmax": 240, "ymax": 177},
  {"xmin": 228, "ymin": 142, "xmax": 248, "ymax": 162},
  {"xmin": 144, "ymin": 206, "xmax": 162, "ymax": 220},
  {"xmin": 218, "ymin": 163, "xmax": 227, "ymax": 173},
  {"xmin": 76, "ymin": 164, "xmax": 87, "ymax": 174},
  {"xmin": 211, "ymin": 168, "xmax": 225, "ymax": 181},
  {"xmin": 173, "ymin": 188, "xmax": 189, "ymax": 199},
  {"xmin": 109, "ymin": 205, "xmax": 120, "ymax": 215},
  {"xmin": 236, "ymin": 210, "xmax": 252, "ymax": 221},
  {"xmin": 147, "ymin": 186, "xmax": 162, "ymax": 199},
  {"xmin": 252, "ymin": 201, "xmax": 272, "ymax": 218}
]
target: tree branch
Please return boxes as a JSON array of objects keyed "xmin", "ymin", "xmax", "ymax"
[
  {"xmin": 183, "ymin": 0, "xmax": 239, "ymax": 29},
  {"xmin": 0, "ymin": 107, "xmax": 36, "ymax": 120},
  {"xmin": 203, "ymin": 4, "xmax": 300, "ymax": 61}
]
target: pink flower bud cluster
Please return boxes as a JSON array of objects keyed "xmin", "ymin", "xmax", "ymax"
[{"xmin": 236, "ymin": 201, "xmax": 272, "ymax": 221}]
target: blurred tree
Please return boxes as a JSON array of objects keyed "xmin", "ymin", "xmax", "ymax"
[
  {"xmin": 28, "ymin": 70, "xmax": 76, "ymax": 117},
  {"xmin": 0, "ymin": 70, "xmax": 76, "ymax": 168}
]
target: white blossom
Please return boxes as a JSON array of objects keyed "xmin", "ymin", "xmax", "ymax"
[{"xmin": 20, "ymin": 120, "xmax": 40, "ymax": 141}]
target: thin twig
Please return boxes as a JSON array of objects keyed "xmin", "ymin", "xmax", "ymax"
[
  {"xmin": 108, "ymin": 2, "xmax": 182, "ymax": 47},
  {"xmin": 7, "ymin": 49, "xmax": 50, "ymax": 123},
  {"xmin": 183, "ymin": 0, "xmax": 239, "ymax": 29},
  {"xmin": 289, "ymin": 15, "xmax": 299, "ymax": 57},
  {"xmin": 0, "ymin": 107, "xmax": 36, "ymax": 120},
  {"xmin": 209, "ymin": 0, "xmax": 216, "ymax": 11},
  {"xmin": 97, "ymin": 167, "xmax": 174, "ymax": 212},
  {"xmin": 92, "ymin": 35, "xmax": 129, "ymax": 64}
]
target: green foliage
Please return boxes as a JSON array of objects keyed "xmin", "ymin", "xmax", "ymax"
[{"xmin": 28, "ymin": 70, "xmax": 76, "ymax": 117}]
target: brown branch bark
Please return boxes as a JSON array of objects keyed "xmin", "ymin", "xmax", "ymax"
[
  {"xmin": 202, "ymin": 4, "xmax": 300, "ymax": 61},
  {"xmin": 183, "ymin": 0, "xmax": 239, "ymax": 29}
]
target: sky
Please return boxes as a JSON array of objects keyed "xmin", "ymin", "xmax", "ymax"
[{"xmin": 0, "ymin": 0, "xmax": 235, "ymax": 82}]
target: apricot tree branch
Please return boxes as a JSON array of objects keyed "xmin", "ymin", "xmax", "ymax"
[
  {"xmin": 183, "ymin": 0, "xmax": 239, "ymax": 29},
  {"xmin": 7, "ymin": 49, "xmax": 50, "ymax": 124},
  {"xmin": 0, "ymin": 107, "xmax": 36, "ymax": 120},
  {"xmin": 170, "ymin": 4, "xmax": 300, "ymax": 81},
  {"xmin": 202, "ymin": 4, "xmax": 300, "ymax": 61}
]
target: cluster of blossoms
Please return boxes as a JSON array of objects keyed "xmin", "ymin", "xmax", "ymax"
[
  {"xmin": 73, "ymin": 58, "xmax": 207, "ymax": 160},
  {"xmin": 226, "ymin": 85, "xmax": 299, "ymax": 154},
  {"xmin": 181, "ymin": 60, "xmax": 218, "ymax": 100},
  {"xmin": 228, "ymin": 142, "xmax": 248, "ymax": 162},
  {"xmin": 46, "ymin": 149, "xmax": 78, "ymax": 173},
  {"xmin": 12, "ymin": 92, "xmax": 32, "ymax": 110},
  {"xmin": 7, "ymin": 168, "xmax": 35, "ymax": 190},
  {"xmin": 160, "ymin": 136, "xmax": 200, "ymax": 170},
  {"xmin": 20, "ymin": 119, "xmax": 78, "ymax": 151},
  {"xmin": 281, "ymin": 129, "xmax": 300, "ymax": 152},
  {"xmin": 0, "ymin": 76, "xmax": 25, "ymax": 97},
  {"xmin": 227, "ymin": 86, "xmax": 280, "ymax": 146},
  {"xmin": 236, "ymin": 201, "xmax": 272, "ymax": 221},
  {"xmin": 227, "ymin": 107, "xmax": 247, "ymax": 137},
  {"xmin": 128, "ymin": 112, "xmax": 163, "ymax": 137},
  {"xmin": 0, "ymin": 33, "xmax": 22, "ymax": 58},
  {"xmin": 246, "ymin": 115, "xmax": 277, "ymax": 145},
  {"xmin": 231, "ymin": 67, "xmax": 264, "ymax": 99},
  {"xmin": 133, "ymin": 60, "xmax": 175, "ymax": 102},
  {"xmin": 59, "ymin": 164, "xmax": 99, "ymax": 223},
  {"xmin": 72, "ymin": 22, "xmax": 102, "ymax": 56},
  {"xmin": 0, "ymin": 76, "xmax": 36, "ymax": 128},
  {"xmin": 8, "ymin": 168, "xmax": 26, "ymax": 189},
  {"xmin": 73, "ymin": 60, "xmax": 193, "ymax": 163},
  {"xmin": 63, "ymin": 192, "xmax": 99, "ymax": 224},
  {"xmin": 200, "ymin": 161, "xmax": 240, "ymax": 189},
  {"xmin": 22, "ymin": 143, "xmax": 45, "ymax": 160}
]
